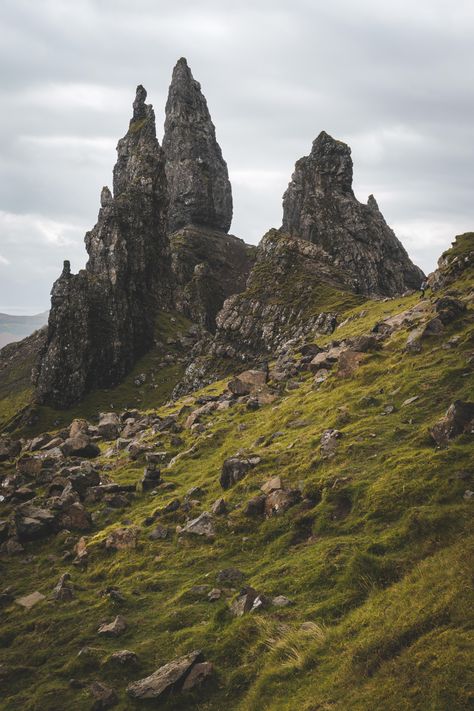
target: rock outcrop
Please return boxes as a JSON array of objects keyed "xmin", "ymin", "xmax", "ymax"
[
  {"xmin": 170, "ymin": 226, "xmax": 256, "ymax": 331},
  {"xmin": 281, "ymin": 131, "xmax": 424, "ymax": 295},
  {"xmin": 35, "ymin": 86, "xmax": 171, "ymax": 408},
  {"xmin": 163, "ymin": 57, "xmax": 233, "ymax": 234}
]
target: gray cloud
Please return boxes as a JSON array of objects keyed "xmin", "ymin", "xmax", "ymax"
[{"xmin": 0, "ymin": 0, "xmax": 473, "ymax": 312}]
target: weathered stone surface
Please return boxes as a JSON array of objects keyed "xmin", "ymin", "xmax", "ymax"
[
  {"xmin": 51, "ymin": 573, "xmax": 74, "ymax": 601},
  {"xmin": 228, "ymin": 369, "xmax": 267, "ymax": 396},
  {"xmin": 61, "ymin": 434, "xmax": 100, "ymax": 459},
  {"xmin": 126, "ymin": 650, "xmax": 204, "ymax": 699},
  {"xmin": 281, "ymin": 131, "xmax": 424, "ymax": 296},
  {"xmin": 170, "ymin": 227, "xmax": 255, "ymax": 332},
  {"xmin": 320, "ymin": 429, "xmax": 343, "ymax": 458},
  {"xmin": 264, "ymin": 489, "xmax": 301, "ymax": 517},
  {"xmin": 35, "ymin": 85, "xmax": 171, "ymax": 408},
  {"xmin": 89, "ymin": 681, "xmax": 118, "ymax": 710},
  {"xmin": 15, "ymin": 591, "xmax": 45, "ymax": 609},
  {"xmin": 97, "ymin": 615, "xmax": 127, "ymax": 637},
  {"xmin": 430, "ymin": 401, "xmax": 474, "ymax": 446},
  {"xmin": 97, "ymin": 412, "xmax": 121, "ymax": 440},
  {"xmin": 105, "ymin": 527, "xmax": 139, "ymax": 551},
  {"xmin": 180, "ymin": 512, "xmax": 215, "ymax": 538},
  {"xmin": 163, "ymin": 58, "xmax": 232, "ymax": 234},
  {"xmin": 220, "ymin": 455, "xmax": 261, "ymax": 490}
]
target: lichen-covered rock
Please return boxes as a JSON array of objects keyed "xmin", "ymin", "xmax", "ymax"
[
  {"xmin": 281, "ymin": 131, "xmax": 424, "ymax": 296},
  {"xmin": 35, "ymin": 85, "xmax": 171, "ymax": 408},
  {"xmin": 163, "ymin": 58, "xmax": 232, "ymax": 234},
  {"xmin": 430, "ymin": 401, "xmax": 474, "ymax": 446}
]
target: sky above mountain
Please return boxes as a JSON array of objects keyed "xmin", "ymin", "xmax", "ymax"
[{"xmin": 0, "ymin": 0, "xmax": 473, "ymax": 313}]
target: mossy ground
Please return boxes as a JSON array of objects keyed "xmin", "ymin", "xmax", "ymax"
[{"xmin": 0, "ymin": 259, "xmax": 473, "ymax": 710}]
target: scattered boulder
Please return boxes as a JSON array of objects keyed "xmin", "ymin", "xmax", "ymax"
[
  {"xmin": 97, "ymin": 413, "xmax": 121, "ymax": 440},
  {"xmin": 320, "ymin": 429, "xmax": 342, "ymax": 458},
  {"xmin": 15, "ymin": 591, "xmax": 45, "ymax": 609},
  {"xmin": 89, "ymin": 681, "xmax": 118, "ymax": 710},
  {"xmin": 97, "ymin": 615, "xmax": 127, "ymax": 637},
  {"xmin": 211, "ymin": 497, "xmax": 227, "ymax": 515},
  {"xmin": 264, "ymin": 489, "xmax": 301, "ymax": 517},
  {"xmin": 230, "ymin": 587, "xmax": 258, "ymax": 616},
  {"xmin": 261, "ymin": 476, "xmax": 282, "ymax": 494},
  {"xmin": 69, "ymin": 419, "xmax": 90, "ymax": 437},
  {"xmin": 148, "ymin": 524, "xmax": 169, "ymax": 541},
  {"xmin": 58, "ymin": 502, "xmax": 92, "ymax": 531},
  {"xmin": 220, "ymin": 455, "xmax": 261, "ymax": 490},
  {"xmin": 141, "ymin": 465, "xmax": 161, "ymax": 492},
  {"xmin": 244, "ymin": 495, "xmax": 266, "ymax": 517},
  {"xmin": 126, "ymin": 649, "xmax": 206, "ymax": 699},
  {"xmin": 51, "ymin": 572, "xmax": 74, "ymax": 601},
  {"xmin": 435, "ymin": 296, "xmax": 466, "ymax": 324},
  {"xmin": 430, "ymin": 401, "xmax": 474, "ymax": 446},
  {"xmin": 180, "ymin": 512, "xmax": 215, "ymax": 538},
  {"xmin": 105, "ymin": 527, "xmax": 139, "ymax": 551},
  {"xmin": 61, "ymin": 434, "xmax": 100, "ymax": 459},
  {"xmin": 109, "ymin": 650, "xmax": 139, "ymax": 666},
  {"xmin": 272, "ymin": 595, "xmax": 293, "ymax": 607},
  {"xmin": 16, "ymin": 454, "xmax": 42, "ymax": 476},
  {"xmin": 228, "ymin": 369, "xmax": 267, "ymax": 396}
]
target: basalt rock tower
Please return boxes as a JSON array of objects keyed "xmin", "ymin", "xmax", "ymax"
[
  {"xmin": 163, "ymin": 57, "xmax": 233, "ymax": 234},
  {"xmin": 281, "ymin": 131, "xmax": 424, "ymax": 295},
  {"xmin": 35, "ymin": 86, "xmax": 171, "ymax": 408}
]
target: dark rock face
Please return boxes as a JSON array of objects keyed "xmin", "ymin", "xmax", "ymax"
[
  {"xmin": 281, "ymin": 131, "xmax": 424, "ymax": 296},
  {"xmin": 163, "ymin": 58, "xmax": 233, "ymax": 234},
  {"xmin": 170, "ymin": 226, "xmax": 256, "ymax": 332},
  {"xmin": 35, "ymin": 86, "xmax": 171, "ymax": 408}
]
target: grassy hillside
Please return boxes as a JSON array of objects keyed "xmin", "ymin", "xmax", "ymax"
[{"xmin": 0, "ymin": 237, "xmax": 473, "ymax": 710}]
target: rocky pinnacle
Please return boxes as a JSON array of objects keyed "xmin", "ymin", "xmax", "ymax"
[
  {"xmin": 35, "ymin": 86, "xmax": 171, "ymax": 408},
  {"xmin": 281, "ymin": 131, "xmax": 424, "ymax": 295},
  {"xmin": 163, "ymin": 57, "xmax": 233, "ymax": 234}
]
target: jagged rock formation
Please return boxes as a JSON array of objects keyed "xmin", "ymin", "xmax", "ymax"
[
  {"xmin": 163, "ymin": 58, "xmax": 233, "ymax": 234},
  {"xmin": 170, "ymin": 226, "xmax": 256, "ymax": 332},
  {"xmin": 281, "ymin": 131, "xmax": 424, "ymax": 295},
  {"xmin": 35, "ymin": 86, "xmax": 171, "ymax": 408},
  {"xmin": 173, "ymin": 229, "xmax": 360, "ymax": 396}
]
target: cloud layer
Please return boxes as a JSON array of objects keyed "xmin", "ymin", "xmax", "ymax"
[{"xmin": 1, "ymin": 0, "xmax": 473, "ymax": 312}]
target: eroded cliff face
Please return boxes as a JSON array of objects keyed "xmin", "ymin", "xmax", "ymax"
[
  {"xmin": 163, "ymin": 58, "xmax": 233, "ymax": 234},
  {"xmin": 35, "ymin": 87, "xmax": 171, "ymax": 408},
  {"xmin": 281, "ymin": 131, "xmax": 424, "ymax": 296}
]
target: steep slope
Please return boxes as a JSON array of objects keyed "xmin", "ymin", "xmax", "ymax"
[
  {"xmin": 282, "ymin": 131, "xmax": 424, "ymax": 295},
  {"xmin": 0, "ymin": 235, "xmax": 472, "ymax": 711}
]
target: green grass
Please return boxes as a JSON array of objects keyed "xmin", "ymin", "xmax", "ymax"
[{"xmin": 0, "ymin": 239, "xmax": 473, "ymax": 710}]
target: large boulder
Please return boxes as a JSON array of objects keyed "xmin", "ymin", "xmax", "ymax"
[
  {"xmin": 97, "ymin": 412, "xmax": 121, "ymax": 440},
  {"xmin": 430, "ymin": 401, "xmax": 474, "ymax": 446},
  {"xmin": 127, "ymin": 650, "xmax": 208, "ymax": 699},
  {"xmin": 220, "ymin": 455, "xmax": 261, "ymax": 490},
  {"xmin": 61, "ymin": 434, "xmax": 100, "ymax": 459}
]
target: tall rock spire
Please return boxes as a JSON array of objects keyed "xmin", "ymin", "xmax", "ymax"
[
  {"xmin": 35, "ymin": 86, "xmax": 171, "ymax": 408},
  {"xmin": 282, "ymin": 131, "xmax": 424, "ymax": 296},
  {"xmin": 163, "ymin": 57, "xmax": 233, "ymax": 234}
]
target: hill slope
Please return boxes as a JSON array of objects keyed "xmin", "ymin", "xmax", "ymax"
[
  {"xmin": 0, "ymin": 311, "xmax": 48, "ymax": 348},
  {"xmin": 0, "ymin": 235, "xmax": 472, "ymax": 711}
]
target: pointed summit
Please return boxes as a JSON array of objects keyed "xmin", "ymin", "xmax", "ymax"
[
  {"xmin": 282, "ymin": 131, "xmax": 424, "ymax": 295},
  {"xmin": 163, "ymin": 58, "xmax": 233, "ymax": 233}
]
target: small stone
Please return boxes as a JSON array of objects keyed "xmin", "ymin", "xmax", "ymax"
[
  {"xmin": 180, "ymin": 512, "xmax": 215, "ymax": 538},
  {"xmin": 126, "ymin": 649, "xmax": 204, "ymax": 699},
  {"xmin": 97, "ymin": 615, "xmax": 127, "ymax": 637},
  {"xmin": 261, "ymin": 476, "xmax": 282, "ymax": 494},
  {"xmin": 89, "ymin": 681, "xmax": 118, "ymax": 710},
  {"xmin": 148, "ymin": 525, "xmax": 169, "ymax": 541},
  {"xmin": 207, "ymin": 588, "xmax": 221, "ymax": 601},
  {"xmin": 272, "ymin": 595, "xmax": 293, "ymax": 607}
]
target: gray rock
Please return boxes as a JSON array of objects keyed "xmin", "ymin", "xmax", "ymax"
[
  {"xmin": 180, "ymin": 512, "xmax": 215, "ymax": 538},
  {"xmin": 163, "ymin": 58, "xmax": 232, "ymax": 233},
  {"xmin": 220, "ymin": 455, "xmax": 260, "ymax": 490},
  {"xmin": 430, "ymin": 401, "xmax": 474, "ymax": 446},
  {"xmin": 281, "ymin": 131, "xmax": 424, "ymax": 296},
  {"xmin": 35, "ymin": 84, "xmax": 171, "ymax": 408},
  {"xmin": 126, "ymin": 649, "xmax": 204, "ymax": 699}
]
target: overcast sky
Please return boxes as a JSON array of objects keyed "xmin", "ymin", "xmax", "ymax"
[{"xmin": 0, "ymin": 0, "xmax": 473, "ymax": 313}]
